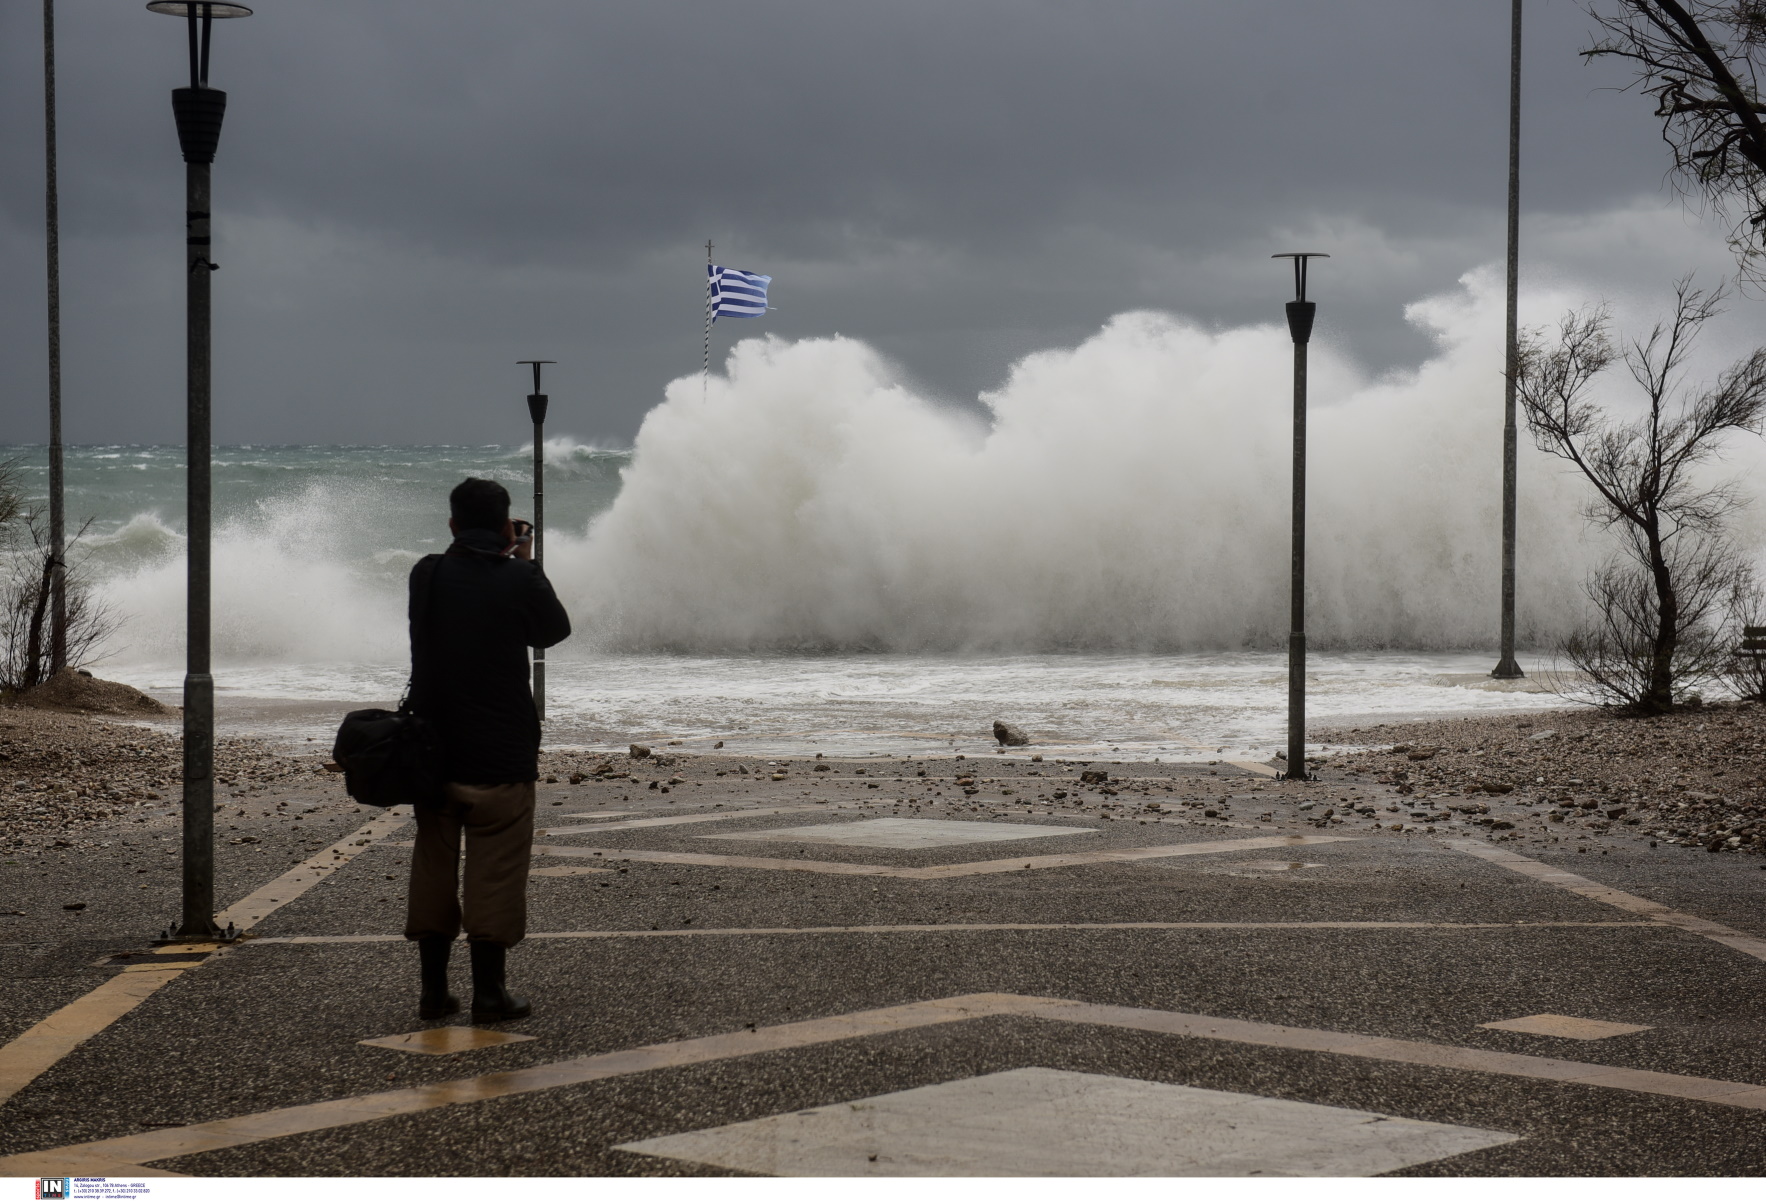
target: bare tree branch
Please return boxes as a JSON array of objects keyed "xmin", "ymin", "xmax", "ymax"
[
  {"xmin": 0, "ymin": 507, "xmax": 117, "ymax": 695},
  {"xmin": 1586, "ymin": 2, "xmax": 1766, "ymax": 282},
  {"xmin": 1517, "ymin": 277, "xmax": 1766, "ymax": 711}
]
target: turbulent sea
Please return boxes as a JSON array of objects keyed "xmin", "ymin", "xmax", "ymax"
[
  {"xmin": 1, "ymin": 438, "xmax": 1567, "ymax": 761},
  {"xmin": 30, "ymin": 285, "xmax": 1725, "ymax": 758}
]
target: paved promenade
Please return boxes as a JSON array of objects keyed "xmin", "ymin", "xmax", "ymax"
[{"xmin": 3, "ymin": 752, "xmax": 1765, "ymax": 1177}]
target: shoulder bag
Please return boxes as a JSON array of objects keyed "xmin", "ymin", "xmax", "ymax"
[{"xmin": 331, "ymin": 556, "xmax": 446, "ymax": 808}]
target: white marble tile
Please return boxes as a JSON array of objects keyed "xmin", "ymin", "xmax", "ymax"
[
  {"xmin": 700, "ymin": 817, "xmax": 1094, "ymax": 849},
  {"xmin": 615, "ymin": 1067, "xmax": 1519, "ymax": 1177}
]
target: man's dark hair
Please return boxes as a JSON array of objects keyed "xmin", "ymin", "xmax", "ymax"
[{"xmin": 450, "ymin": 477, "xmax": 511, "ymax": 532}]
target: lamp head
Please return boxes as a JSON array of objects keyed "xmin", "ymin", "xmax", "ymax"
[
  {"xmin": 146, "ymin": 2, "xmax": 253, "ymax": 14},
  {"xmin": 1271, "ymin": 253, "xmax": 1329, "ymax": 302},
  {"xmin": 516, "ymin": 360, "xmax": 556, "ymax": 397},
  {"xmin": 147, "ymin": 2, "xmax": 252, "ymax": 90}
]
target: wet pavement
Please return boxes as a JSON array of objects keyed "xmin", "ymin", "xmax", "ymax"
[{"xmin": 3, "ymin": 752, "xmax": 1765, "ymax": 1177}]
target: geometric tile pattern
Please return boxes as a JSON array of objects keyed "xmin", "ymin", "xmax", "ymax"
[
  {"xmin": 357, "ymin": 1027, "xmax": 536, "ymax": 1056},
  {"xmin": 701, "ymin": 817, "xmax": 1093, "ymax": 849},
  {"xmin": 9, "ymin": 992, "xmax": 1766, "ymax": 1179},
  {"xmin": 1451, "ymin": 842, "xmax": 1766, "ymax": 965},
  {"xmin": 534, "ymin": 834, "xmax": 1352, "ymax": 880},
  {"xmin": 1478, "ymin": 1014, "xmax": 1653, "ymax": 1041},
  {"xmin": 614, "ymin": 1067, "xmax": 1523, "ymax": 1177}
]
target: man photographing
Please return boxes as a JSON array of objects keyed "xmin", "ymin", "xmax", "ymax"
[{"xmin": 405, "ymin": 477, "xmax": 571, "ymax": 1021}]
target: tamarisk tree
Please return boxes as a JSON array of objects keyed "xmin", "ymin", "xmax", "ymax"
[
  {"xmin": 1585, "ymin": 2, "xmax": 1766, "ymax": 279},
  {"xmin": 0, "ymin": 460, "xmax": 113, "ymax": 694},
  {"xmin": 1516, "ymin": 277, "xmax": 1766, "ymax": 712}
]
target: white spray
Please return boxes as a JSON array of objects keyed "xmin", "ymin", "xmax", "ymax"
[
  {"xmin": 553, "ymin": 269, "xmax": 1605, "ymax": 652},
  {"xmin": 95, "ymin": 268, "xmax": 1766, "ymax": 666}
]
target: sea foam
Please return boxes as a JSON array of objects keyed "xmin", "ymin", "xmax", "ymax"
[
  {"xmin": 91, "ymin": 267, "xmax": 1766, "ymax": 665},
  {"xmin": 552, "ymin": 269, "xmax": 1603, "ymax": 651}
]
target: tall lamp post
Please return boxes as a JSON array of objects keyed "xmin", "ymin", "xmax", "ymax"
[
  {"xmin": 1273, "ymin": 253, "xmax": 1327, "ymax": 783},
  {"xmin": 517, "ymin": 360, "xmax": 554, "ymax": 721},
  {"xmin": 1492, "ymin": 0, "xmax": 1526, "ymax": 679},
  {"xmin": 147, "ymin": 0, "xmax": 253, "ymax": 942},
  {"xmin": 44, "ymin": 0, "xmax": 66, "ymax": 678}
]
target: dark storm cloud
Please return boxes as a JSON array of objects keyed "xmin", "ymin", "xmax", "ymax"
[{"xmin": 0, "ymin": 0, "xmax": 1718, "ymax": 446}]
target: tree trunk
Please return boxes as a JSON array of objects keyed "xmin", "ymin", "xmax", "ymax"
[
  {"xmin": 21, "ymin": 556, "xmax": 53, "ymax": 691},
  {"xmin": 1647, "ymin": 524, "xmax": 1678, "ymax": 712}
]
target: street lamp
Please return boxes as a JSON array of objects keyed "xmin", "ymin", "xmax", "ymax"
[
  {"xmin": 44, "ymin": 0, "xmax": 67, "ymax": 679},
  {"xmin": 517, "ymin": 360, "xmax": 554, "ymax": 720},
  {"xmin": 1272, "ymin": 252, "xmax": 1327, "ymax": 783},
  {"xmin": 147, "ymin": 0, "xmax": 253, "ymax": 943},
  {"xmin": 1493, "ymin": 0, "xmax": 1526, "ymax": 680}
]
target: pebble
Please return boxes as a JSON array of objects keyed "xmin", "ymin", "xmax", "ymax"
[
  {"xmin": 0, "ymin": 706, "xmax": 333, "ymax": 853},
  {"xmin": 1327, "ymin": 701, "xmax": 1766, "ymax": 855}
]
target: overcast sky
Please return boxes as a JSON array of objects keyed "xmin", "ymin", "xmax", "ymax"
[{"xmin": 0, "ymin": 0, "xmax": 1748, "ymax": 446}]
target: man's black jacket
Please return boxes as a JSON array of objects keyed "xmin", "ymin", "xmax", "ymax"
[{"xmin": 408, "ymin": 527, "xmax": 572, "ymax": 785}]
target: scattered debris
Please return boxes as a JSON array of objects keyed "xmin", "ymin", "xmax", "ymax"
[
  {"xmin": 1326, "ymin": 701, "xmax": 1766, "ymax": 854},
  {"xmin": 0, "ymin": 705, "xmax": 331, "ymax": 853}
]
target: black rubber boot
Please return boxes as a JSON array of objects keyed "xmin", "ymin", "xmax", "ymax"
[
  {"xmin": 469, "ymin": 940, "xmax": 532, "ymax": 1023},
  {"xmin": 417, "ymin": 935, "xmax": 459, "ymax": 1020}
]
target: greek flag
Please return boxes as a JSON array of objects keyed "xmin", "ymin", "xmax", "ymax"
[{"xmin": 708, "ymin": 264, "xmax": 771, "ymax": 322}]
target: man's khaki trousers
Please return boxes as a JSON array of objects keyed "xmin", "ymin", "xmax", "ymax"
[{"xmin": 404, "ymin": 780, "xmax": 535, "ymax": 948}]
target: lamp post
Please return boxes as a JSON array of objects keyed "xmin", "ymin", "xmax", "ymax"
[
  {"xmin": 44, "ymin": 0, "xmax": 66, "ymax": 678},
  {"xmin": 147, "ymin": 0, "xmax": 252, "ymax": 942},
  {"xmin": 1492, "ymin": 0, "xmax": 1525, "ymax": 680},
  {"xmin": 517, "ymin": 360, "xmax": 554, "ymax": 721},
  {"xmin": 1272, "ymin": 253, "xmax": 1327, "ymax": 783}
]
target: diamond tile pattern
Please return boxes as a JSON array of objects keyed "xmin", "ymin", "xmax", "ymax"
[
  {"xmin": 701, "ymin": 817, "xmax": 1093, "ymax": 849},
  {"xmin": 1479, "ymin": 1013, "xmax": 1653, "ymax": 1041},
  {"xmin": 358, "ymin": 1027, "xmax": 536, "ymax": 1056},
  {"xmin": 616, "ymin": 1067, "xmax": 1520, "ymax": 1177}
]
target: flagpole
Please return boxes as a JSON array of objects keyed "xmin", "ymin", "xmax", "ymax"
[{"xmin": 703, "ymin": 238, "xmax": 713, "ymax": 397}]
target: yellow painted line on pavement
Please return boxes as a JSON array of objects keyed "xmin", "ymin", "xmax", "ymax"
[
  {"xmin": 13, "ymin": 1154, "xmax": 185, "ymax": 1178},
  {"xmin": 245, "ymin": 919, "xmax": 1657, "ymax": 945},
  {"xmin": 217, "ymin": 809, "xmax": 411, "ymax": 932},
  {"xmin": 532, "ymin": 833, "xmax": 1353, "ymax": 879},
  {"xmin": 7, "ymin": 989, "xmax": 1766, "ymax": 1176},
  {"xmin": 1450, "ymin": 841, "xmax": 1766, "ymax": 964},
  {"xmin": 532, "ymin": 844, "xmax": 896, "ymax": 876},
  {"xmin": 0, "ymin": 809, "xmax": 412, "ymax": 1112},
  {"xmin": 532, "ymin": 811, "xmax": 638, "ymax": 826},
  {"xmin": 0, "ymin": 968, "xmax": 188, "ymax": 1106},
  {"xmin": 910, "ymin": 835, "xmax": 1350, "ymax": 879}
]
